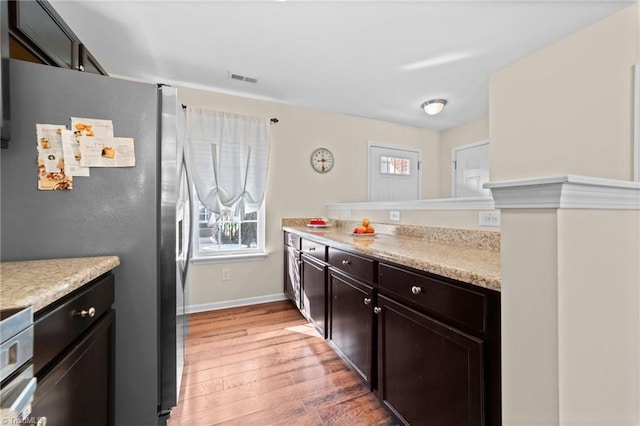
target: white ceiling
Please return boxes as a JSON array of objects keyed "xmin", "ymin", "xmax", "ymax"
[{"xmin": 49, "ymin": 0, "xmax": 635, "ymax": 131}]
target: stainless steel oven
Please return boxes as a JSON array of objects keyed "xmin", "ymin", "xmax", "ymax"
[{"xmin": 0, "ymin": 306, "xmax": 39, "ymax": 424}]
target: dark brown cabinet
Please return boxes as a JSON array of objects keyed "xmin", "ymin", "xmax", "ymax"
[
  {"xmin": 378, "ymin": 262, "xmax": 502, "ymax": 426},
  {"xmin": 326, "ymin": 246, "xmax": 377, "ymax": 387},
  {"xmin": 78, "ymin": 43, "xmax": 104, "ymax": 75},
  {"xmin": 282, "ymin": 230, "xmax": 501, "ymax": 425},
  {"xmin": 7, "ymin": 0, "xmax": 107, "ymax": 75},
  {"xmin": 328, "ymin": 269, "xmax": 374, "ymax": 387},
  {"xmin": 377, "ymin": 294, "xmax": 484, "ymax": 426},
  {"xmin": 1, "ymin": 0, "xmax": 107, "ymax": 146},
  {"xmin": 31, "ymin": 272, "xmax": 116, "ymax": 426},
  {"xmin": 31, "ymin": 310, "xmax": 115, "ymax": 426},
  {"xmin": 1, "ymin": 0, "xmax": 10, "ymax": 147}
]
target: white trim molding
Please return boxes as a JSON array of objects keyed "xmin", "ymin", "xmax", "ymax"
[
  {"xmin": 484, "ymin": 175, "xmax": 640, "ymax": 209},
  {"xmin": 326, "ymin": 196, "xmax": 495, "ymax": 211},
  {"xmin": 634, "ymin": 63, "xmax": 639, "ymax": 182},
  {"xmin": 186, "ymin": 293, "xmax": 288, "ymax": 314}
]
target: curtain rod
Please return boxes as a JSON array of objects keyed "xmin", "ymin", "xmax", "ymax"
[{"xmin": 181, "ymin": 104, "xmax": 279, "ymax": 124}]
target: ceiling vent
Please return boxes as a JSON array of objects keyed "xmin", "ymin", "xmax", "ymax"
[{"xmin": 229, "ymin": 72, "xmax": 258, "ymax": 84}]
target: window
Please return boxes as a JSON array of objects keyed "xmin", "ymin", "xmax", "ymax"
[
  {"xmin": 380, "ymin": 155, "xmax": 411, "ymax": 175},
  {"xmin": 193, "ymin": 197, "xmax": 265, "ymax": 260}
]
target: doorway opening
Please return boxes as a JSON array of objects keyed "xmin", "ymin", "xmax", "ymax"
[{"xmin": 451, "ymin": 140, "xmax": 490, "ymax": 198}]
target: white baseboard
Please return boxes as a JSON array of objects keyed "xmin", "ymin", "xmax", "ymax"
[{"xmin": 185, "ymin": 293, "xmax": 289, "ymax": 314}]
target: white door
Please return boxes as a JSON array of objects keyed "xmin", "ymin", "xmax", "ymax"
[
  {"xmin": 452, "ymin": 140, "xmax": 490, "ymax": 198},
  {"xmin": 368, "ymin": 144, "xmax": 421, "ymax": 202}
]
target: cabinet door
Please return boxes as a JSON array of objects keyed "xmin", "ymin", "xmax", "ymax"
[
  {"xmin": 1, "ymin": 0, "xmax": 9, "ymax": 147},
  {"xmin": 284, "ymin": 245, "xmax": 301, "ymax": 308},
  {"xmin": 329, "ymin": 270, "xmax": 373, "ymax": 386},
  {"xmin": 10, "ymin": 0, "xmax": 76, "ymax": 68},
  {"xmin": 78, "ymin": 43, "xmax": 107, "ymax": 75},
  {"xmin": 377, "ymin": 295, "xmax": 484, "ymax": 426},
  {"xmin": 301, "ymin": 254, "xmax": 326, "ymax": 337},
  {"xmin": 31, "ymin": 310, "xmax": 115, "ymax": 426}
]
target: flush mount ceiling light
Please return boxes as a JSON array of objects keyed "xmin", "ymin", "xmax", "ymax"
[{"xmin": 421, "ymin": 99, "xmax": 447, "ymax": 116}]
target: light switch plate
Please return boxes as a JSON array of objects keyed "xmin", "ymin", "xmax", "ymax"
[
  {"xmin": 343, "ymin": 209, "xmax": 352, "ymax": 219},
  {"xmin": 390, "ymin": 210, "xmax": 400, "ymax": 221}
]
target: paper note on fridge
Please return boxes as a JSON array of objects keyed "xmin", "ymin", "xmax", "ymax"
[
  {"xmin": 78, "ymin": 136, "xmax": 136, "ymax": 167},
  {"xmin": 70, "ymin": 117, "xmax": 114, "ymax": 138},
  {"xmin": 61, "ymin": 130, "xmax": 90, "ymax": 176}
]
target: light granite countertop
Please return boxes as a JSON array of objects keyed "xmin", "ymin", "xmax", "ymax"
[
  {"xmin": 0, "ymin": 256, "xmax": 120, "ymax": 312},
  {"xmin": 283, "ymin": 222, "xmax": 501, "ymax": 291}
]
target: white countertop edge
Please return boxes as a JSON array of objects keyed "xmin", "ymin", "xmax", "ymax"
[{"xmin": 326, "ymin": 197, "xmax": 495, "ymax": 211}]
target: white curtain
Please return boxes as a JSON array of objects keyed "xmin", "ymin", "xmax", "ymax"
[{"xmin": 185, "ymin": 107, "xmax": 270, "ymax": 216}]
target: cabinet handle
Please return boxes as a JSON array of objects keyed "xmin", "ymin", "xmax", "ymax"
[
  {"xmin": 373, "ymin": 307, "xmax": 382, "ymax": 314},
  {"xmin": 74, "ymin": 307, "xmax": 96, "ymax": 318},
  {"xmin": 341, "ymin": 260, "xmax": 351, "ymax": 266},
  {"xmin": 75, "ymin": 64, "xmax": 85, "ymax": 72},
  {"xmin": 411, "ymin": 286, "xmax": 422, "ymax": 295},
  {"xmin": 308, "ymin": 247, "xmax": 316, "ymax": 251},
  {"xmin": 363, "ymin": 297, "xmax": 371, "ymax": 305}
]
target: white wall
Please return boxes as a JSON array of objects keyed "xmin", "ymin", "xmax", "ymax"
[
  {"xmin": 490, "ymin": 4, "xmax": 639, "ymax": 182},
  {"xmin": 556, "ymin": 209, "xmax": 640, "ymax": 424},
  {"xmin": 491, "ymin": 4, "xmax": 640, "ymax": 424},
  {"xmin": 500, "ymin": 208, "xmax": 640, "ymax": 424},
  {"xmin": 179, "ymin": 87, "xmax": 439, "ymax": 308},
  {"xmin": 500, "ymin": 209, "xmax": 559, "ymax": 424}
]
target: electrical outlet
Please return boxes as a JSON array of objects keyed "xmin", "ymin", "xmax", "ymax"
[
  {"xmin": 479, "ymin": 211, "xmax": 501, "ymax": 227},
  {"xmin": 222, "ymin": 268, "xmax": 231, "ymax": 281},
  {"xmin": 390, "ymin": 210, "xmax": 400, "ymax": 221},
  {"xmin": 344, "ymin": 209, "xmax": 352, "ymax": 219}
]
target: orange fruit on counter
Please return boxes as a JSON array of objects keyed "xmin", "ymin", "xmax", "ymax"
[
  {"xmin": 362, "ymin": 218, "xmax": 370, "ymax": 227},
  {"xmin": 365, "ymin": 226, "xmax": 375, "ymax": 234},
  {"xmin": 355, "ymin": 226, "xmax": 367, "ymax": 234}
]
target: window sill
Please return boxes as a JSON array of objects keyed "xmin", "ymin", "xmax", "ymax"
[{"xmin": 191, "ymin": 251, "xmax": 269, "ymax": 265}]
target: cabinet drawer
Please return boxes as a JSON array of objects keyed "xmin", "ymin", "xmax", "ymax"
[
  {"xmin": 328, "ymin": 247, "xmax": 375, "ymax": 284},
  {"xmin": 284, "ymin": 232, "xmax": 300, "ymax": 249},
  {"xmin": 301, "ymin": 239, "xmax": 326, "ymax": 261},
  {"xmin": 379, "ymin": 263, "xmax": 486, "ymax": 334},
  {"xmin": 34, "ymin": 272, "xmax": 114, "ymax": 376}
]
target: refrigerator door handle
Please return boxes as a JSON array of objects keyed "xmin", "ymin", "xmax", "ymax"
[{"xmin": 182, "ymin": 161, "xmax": 193, "ymax": 285}]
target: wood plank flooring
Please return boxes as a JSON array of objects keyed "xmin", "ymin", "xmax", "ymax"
[{"xmin": 167, "ymin": 300, "xmax": 398, "ymax": 426}]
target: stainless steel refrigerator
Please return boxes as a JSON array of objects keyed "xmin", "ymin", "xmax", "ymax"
[{"xmin": 0, "ymin": 59, "xmax": 189, "ymax": 426}]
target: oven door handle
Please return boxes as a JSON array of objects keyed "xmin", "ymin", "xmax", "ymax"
[{"xmin": 1, "ymin": 376, "xmax": 37, "ymax": 420}]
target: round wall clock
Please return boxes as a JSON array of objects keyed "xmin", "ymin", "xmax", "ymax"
[{"xmin": 310, "ymin": 148, "xmax": 334, "ymax": 173}]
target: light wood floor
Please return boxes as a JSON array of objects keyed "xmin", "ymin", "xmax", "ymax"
[{"xmin": 167, "ymin": 300, "xmax": 398, "ymax": 426}]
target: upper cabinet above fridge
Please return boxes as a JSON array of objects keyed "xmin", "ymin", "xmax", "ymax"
[
  {"xmin": 1, "ymin": 0, "xmax": 10, "ymax": 149},
  {"xmin": 1, "ymin": 0, "xmax": 108, "ymax": 148},
  {"xmin": 7, "ymin": 0, "xmax": 107, "ymax": 75}
]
